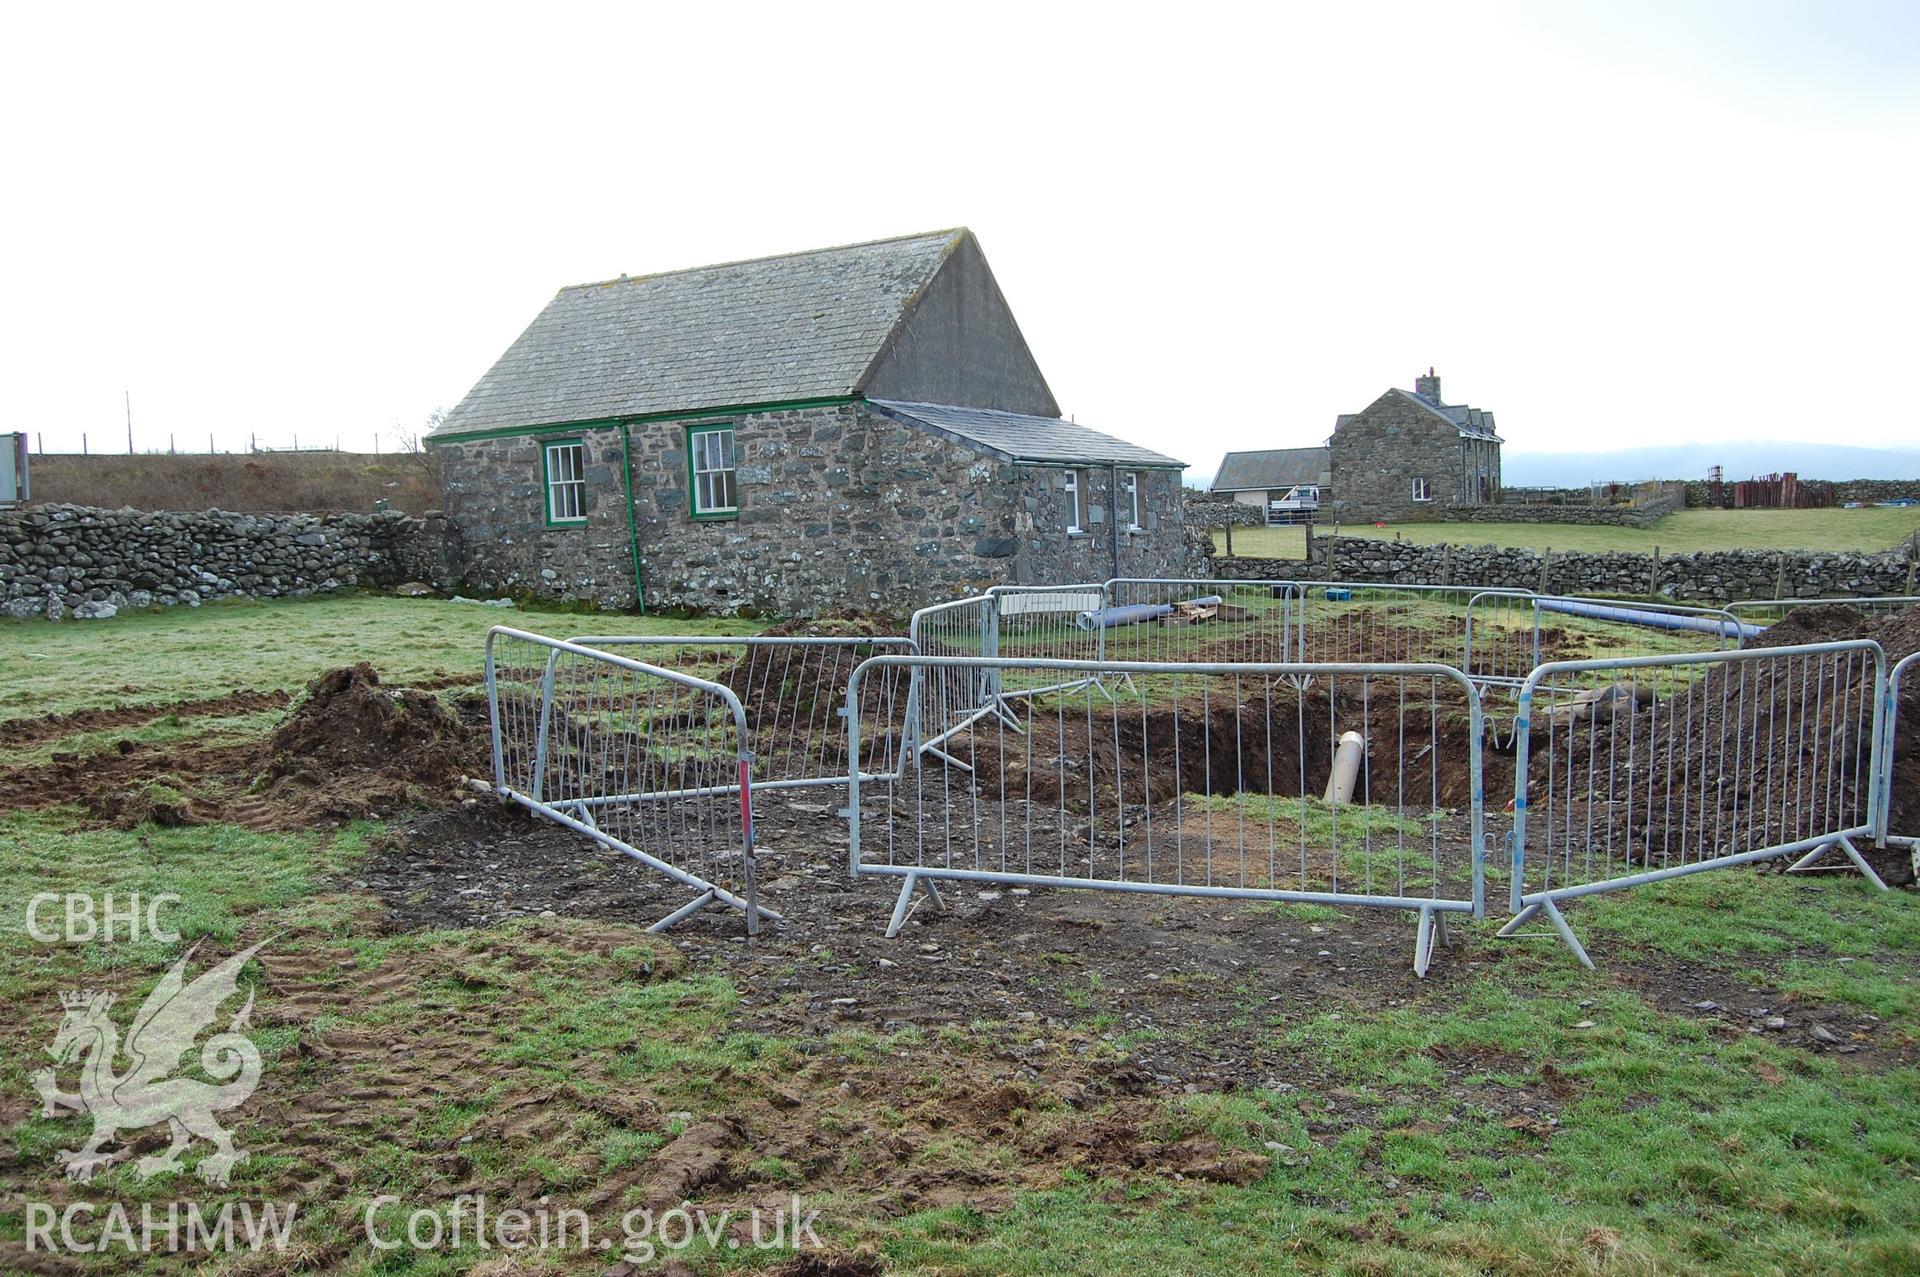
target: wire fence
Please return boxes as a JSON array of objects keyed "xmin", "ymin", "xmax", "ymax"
[
  {"xmin": 1505, "ymin": 640, "xmax": 1888, "ymax": 965},
  {"xmin": 484, "ymin": 627, "xmax": 772, "ymax": 934},
  {"xmin": 847, "ymin": 655, "xmax": 1486, "ymax": 973}
]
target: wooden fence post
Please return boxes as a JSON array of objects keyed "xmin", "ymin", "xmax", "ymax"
[
  {"xmin": 1224, "ymin": 519, "xmax": 1233, "ymax": 557},
  {"xmin": 1649, "ymin": 545, "xmax": 1661, "ymax": 600},
  {"xmin": 1538, "ymin": 548, "xmax": 1552, "ymax": 595}
]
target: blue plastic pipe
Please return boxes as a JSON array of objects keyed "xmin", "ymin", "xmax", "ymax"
[{"xmin": 1536, "ymin": 597, "xmax": 1762, "ymax": 641}]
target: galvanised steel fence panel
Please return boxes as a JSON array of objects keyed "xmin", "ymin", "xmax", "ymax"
[
  {"xmin": 986, "ymin": 583, "xmax": 1108, "ymax": 698},
  {"xmin": 1295, "ymin": 583, "xmax": 1535, "ymax": 674},
  {"xmin": 485, "ymin": 627, "xmax": 775, "ymax": 935},
  {"xmin": 1728, "ymin": 596, "xmax": 1920, "ymax": 626},
  {"xmin": 1099, "ymin": 578, "xmax": 1303, "ymax": 666},
  {"xmin": 907, "ymin": 595, "xmax": 1006, "ymax": 760},
  {"xmin": 1466, "ymin": 594, "xmax": 1747, "ymax": 694},
  {"xmin": 1505, "ymin": 640, "xmax": 1889, "ymax": 967},
  {"xmin": 847, "ymin": 654, "xmax": 1487, "ymax": 976},
  {"xmin": 567, "ymin": 634, "xmax": 918, "ymax": 790},
  {"xmin": 1878, "ymin": 651, "xmax": 1918, "ymax": 852}
]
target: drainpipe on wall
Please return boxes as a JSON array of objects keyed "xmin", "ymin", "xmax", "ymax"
[
  {"xmin": 1108, "ymin": 463, "xmax": 1122, "ymax": 580},
  {"xmin": 618, "ymin": 423, "xmax": 646, "ymax": 615}
]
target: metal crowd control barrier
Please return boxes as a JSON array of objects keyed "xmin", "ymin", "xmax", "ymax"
[
  {"xmin": 1728, "ymin": 596, "xmax": 1920, "ymax": 625},
  {"xmin": 1879, "ymin": 651, "xmax": 1918, "ymax": 852},
  {"xmin": 986, "ymin": 583, "xmax": 1107, "ymax": 698},
  {"xmin": 1099, "ymin": 578, "xmax": 1304, "ymax": 665},
  {"xmin": 1504, "ymin": 640, "xmax": 1889, "ymax": 967},
  {"xmin": 1297, "ymin": 583, "xmax": 1535, "ymax": 670},
  {"xmin": 1465, "ymin": 594, "xmax": 1746, "ymax": 692},
  {"xmin": 567, "ymin": 634, "xmax": 917, "ymax": 790},
  {"xmin": 846, "ymin": 654, "xmax": 1487, "ymax": 976},
  {"xmin": 484, "ymin": 627, "xmax": 777, "ymax": 935},
  {"xmin": 907, "ymin": 595, "xmax": 1008, "ymax": 762}
]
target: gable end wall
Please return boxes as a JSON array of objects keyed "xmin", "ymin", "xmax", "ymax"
[{"xmin": 858, "ymin": 236, "xmax": 1060, "ymax": 416}]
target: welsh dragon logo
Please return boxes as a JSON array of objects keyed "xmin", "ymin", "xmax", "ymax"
[{"xmin": 32, "ymin": 942, "xmax": 265, "ymax": 1186}]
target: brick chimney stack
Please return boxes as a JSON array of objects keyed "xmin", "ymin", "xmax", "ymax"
[{"xmin": 1414, "ymin": 367, "xmax": 1441, "ymax": 403}]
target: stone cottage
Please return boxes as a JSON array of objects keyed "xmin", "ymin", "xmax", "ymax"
[
  {"xmin": 1328, "ymin": 369, "xmax": 1501, "ymax": 521},
  {"xmin": 429, "ymin": 229, "xmax": 1191, "ymax": 614}
]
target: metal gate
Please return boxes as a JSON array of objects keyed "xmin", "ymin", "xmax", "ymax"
[
  {"xmin": 1505, "ymin": 640, "xmax": 1889, "ymax": 966},
  {"xmin": 847, "ymin": 654, "xmax": 1487, "ymax": 975},
  {"xmin": 485, "ymin": 627, "xmax": 776, "ymax": 934}
]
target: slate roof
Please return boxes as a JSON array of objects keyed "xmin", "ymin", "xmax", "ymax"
[
  {"xmin": 1211, "ymin": 447, "xmax": 1332, "ymax": 492},
  {"xmin": 869, "ymin": 401, "xmax": 1185, "ymax": 469},
  {"xmin": 432, "ymin": 230, "xmax": 967, "ymax": 438},
  {"xmin": 1396, "ymin": 388, "xmax": 1500, "ymax": 440}
]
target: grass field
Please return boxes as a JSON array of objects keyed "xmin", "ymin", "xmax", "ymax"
[
  {"xmin": 2, "ymin": 596, "xmax": 1917, "ymax": 1273},
  {"xmin": 1215, "ymin": 506, "xmax": 1920, "ymax": 560}
]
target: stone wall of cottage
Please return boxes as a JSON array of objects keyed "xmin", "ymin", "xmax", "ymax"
[
  {"xmin": 434, "ymin": 404, "xmax": 1198, "ymax": 615},
  {"xmin": 0, "ymin": 505, "xmax": 445, "ymax": 620},
  {"xmin": 1329, "ymin": 394, "xmax": 1481, "ymax": 522}
]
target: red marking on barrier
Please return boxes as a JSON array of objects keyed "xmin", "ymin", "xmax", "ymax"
[{"xmin": 738, "ymin": 760, "xmax": 754, "ymax": 848}]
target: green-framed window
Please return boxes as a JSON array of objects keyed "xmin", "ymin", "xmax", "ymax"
[
  {"xmin": 687, "ymin": 423, "xmax": 738, "ymax": 519},
  {"xmin": 542, "ymin": 438, "xmax": 587, "ymax": 524}
]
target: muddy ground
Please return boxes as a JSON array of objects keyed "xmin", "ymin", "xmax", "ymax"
[
  {"xmin": 364, "ymin": 793, "xmax": 1914, "ymax": 1079},
  {"xmin": 5, "ymin": 641, "xmax": 1915, "ymax": 1274}
]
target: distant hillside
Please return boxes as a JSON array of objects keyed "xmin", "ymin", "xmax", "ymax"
[
  {"xmin": 24, "ymin": 451, "xmax": 441, "ymax": 515},
  {"xmin": 1503, "ymin": 441, "xmax": 1920, "ymax": 488}
]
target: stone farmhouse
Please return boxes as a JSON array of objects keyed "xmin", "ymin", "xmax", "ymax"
[
  {"xmin": 428, "ymin": 230, "xmax": 1192, "ymax": 614},
  {"xmin": 1210, "ymin": 369, "xmax": 1502, "ymax": 525},
  {"xmin": 1328, "ymin": 369, "xmax": 1501, "ymax": 521}
]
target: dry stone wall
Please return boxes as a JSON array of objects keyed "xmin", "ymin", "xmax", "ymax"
[
  {"xmin": 0, "ymin": 505, "xmax": 449, "ymax": 620},
  {"xmin": 1211, "ymin": 535, "xmax": 1918, "ymax": 604}
]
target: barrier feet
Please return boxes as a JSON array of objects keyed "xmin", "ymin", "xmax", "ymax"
[
  {"xmin": 1495, "ymin": 901, "xmax": 1542, "ymax": 937},
  {"xmin": 884, "ymin": 872, "xmax": 946, "ymax": 939},
  {"xmin": 1787, "ymin": 836, "xmax": 1890, "ymax": 891},
  {"xmin": 1412, "ymin": 904, "xmax": 1452, "ymax": 979},
  {"xmin": 1539, "ymin": 898, "xmax": 1595, "ymax": 970},
  {"xmin": 648, "ymin": 889, "xmax": 717, "ymax": 933}
]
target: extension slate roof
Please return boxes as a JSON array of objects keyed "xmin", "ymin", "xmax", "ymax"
[
  {"xmin": 432, "ymin": 230, "xmax": 967, "ymax": 438},
  {"xmin": 1211, "ymin": 447, "xmax": 1332, "ymax": 492},
  {"xmin": 870, "ymin": 401, "xmax": 1185, "ymax": 469}
]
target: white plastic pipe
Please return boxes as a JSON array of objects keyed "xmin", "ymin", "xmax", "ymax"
[{"xmin": 1324, "ymin": 731, "xmax": 1366, "ymax": 806}]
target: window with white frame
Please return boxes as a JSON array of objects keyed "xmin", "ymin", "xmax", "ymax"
[
  {"xmin": 1411, "ymin": 476, "xmax": 1432, "ymax": 502},
  {"xmin": 543, "ymin": 440, "xmax": 586, "ymax": 523},
  {"xmin": 1123, "ymin": 471, "xmax": 1142, "ymax": 530},
  {"xmin": 1063, "ymin": 469, "xmax": 1085, "ymax": 533},
  {"xmin": 688, "ymin": 424, "xmax": 738, "ymax": 517}
]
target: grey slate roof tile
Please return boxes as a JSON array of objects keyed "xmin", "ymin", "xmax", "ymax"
[
  {"xmin": 1211, "ymin": 447, "xmax": 1332, "ymax": 491},
  {"xmin": 433, "ymin": 230, "xmax": 965, "ymax": 438},
  {"xmin": 869, "ymin": 401, "xmax": 1185, "ymax": 469}
]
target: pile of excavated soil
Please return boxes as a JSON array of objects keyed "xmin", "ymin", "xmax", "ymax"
[
  {"xmin": 252, "ymin": 663, "xmax": 479, "ymax": 823},
  {"xmin": 0, "ymin": 664, "xmax": 486, "ymax": 830}
]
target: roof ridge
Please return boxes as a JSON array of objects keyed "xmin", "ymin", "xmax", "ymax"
[{"xmin": 558, "ymin": 227, "xmax": 967, "ymax": 293}]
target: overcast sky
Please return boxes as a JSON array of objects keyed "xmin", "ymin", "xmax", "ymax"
[{"xmin": 4, "ymin": 1, "xmax": 1915, "ymax": 473}]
